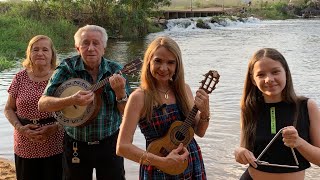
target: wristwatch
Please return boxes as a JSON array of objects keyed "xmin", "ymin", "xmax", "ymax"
[{"xmin": 116, "ymin": 93, "xmax": 128, "ymax": 103}]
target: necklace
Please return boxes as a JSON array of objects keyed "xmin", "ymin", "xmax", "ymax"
[{"xmin": 158, "ymin": 88, "xmax": 170, "ymax": 99}]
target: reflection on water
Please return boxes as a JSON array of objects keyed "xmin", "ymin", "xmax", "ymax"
[
  {"xmin": 105, "ymin": 39, "xmax": 146, "ymax": 64},
  {"xmin": 1, "ymin": 19, "xmax": 320, "ymax": 180}
]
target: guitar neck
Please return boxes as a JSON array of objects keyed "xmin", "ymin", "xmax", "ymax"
[
  {"xmin": 89, "ymin": 70, "xmax": 121, "ymax": 92},
  {"xmin": 179, "ymin": 70, "xmax": 219, "ymax": 130},
  {"xmin": 88, "ymin": 58, "xmax": 142, "ymax": 92},
  {"xmin": 90, "ymin": 78, "xmax": 109, "ymax": 92},
  {"xmin": 181, "ymin": 106, "xmax": 199, "ymax": 132}
]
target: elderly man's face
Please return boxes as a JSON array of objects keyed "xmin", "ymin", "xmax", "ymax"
[{"xmin": 76, "ymin": 31, "xmax": 105, "ymax": 68}]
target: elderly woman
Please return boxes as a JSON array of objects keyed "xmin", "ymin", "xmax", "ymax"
[{"xmin": 4, "ymin": 35, "xmax": 64, "ymax": 180}]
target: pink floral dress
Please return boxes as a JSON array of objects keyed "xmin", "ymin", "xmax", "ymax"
[{"xmin": 8, "ymin": 69, "xmax": 63, "ymax": 158}]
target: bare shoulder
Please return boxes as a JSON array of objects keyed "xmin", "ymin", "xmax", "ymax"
[
  {"xmin": 130, "ymin": 88, "xmax": 145, "ymax": 99},
  {"xmin": 184, "ymin": 83, "xmax": 194, "ymax": 99},
  {"xmin": 127, "ymin": 88, "xmax": 145, "ymax": 105},
  {"xmin": 307, "ymin": 99, "xmax": 319, "ymax": 110},
  {"xmin": 184, "ymin": 83, "xmax": 191, "ymax": 90},
  {"xmin": 125, "ymin": 88, "xmax": 145, "ymax": 118},
  {"xmin": 306, "ymin": 99, "xmax": 320, "ymax": 122},
  {"xmin": 184, "ymin": 83, "xmax": 192, "ymax": 93}
]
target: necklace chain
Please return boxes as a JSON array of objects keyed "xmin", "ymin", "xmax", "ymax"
[{"xmin": 157, "ymin": 88, "xmax": 170, "ymax": 100}]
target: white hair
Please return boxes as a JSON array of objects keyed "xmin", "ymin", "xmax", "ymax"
[{"xmin": 74, "ymin": 25, "xmax": 108, "ymax": 48}]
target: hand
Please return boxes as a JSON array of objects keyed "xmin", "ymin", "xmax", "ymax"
[
  {"xmin": 164, "ymin": 143, "xmax": 189, "ymax": 168},
  {"xmin": 282, "ymin": 126, "xmax": 302, "ymax": 148},
  {"xmin": 195, "ymin": 89, "xmax": 209, "ymax": 116},
  {"xmin": 18, "ymin": 124, "xmax": 43, "ymax": 142},
  {"xmin": 32, "ymin": 124, "xmax": 58, "ymax": 142},
  {"xmin": 71, "ymin": 90, "xmax": 94, "ymax": 106},
  {"xmin": 234, "ymin": 147, "xmax": 257, "ymax": 168},
  {"xmin": 109, "ymin": 74, "xmax": 126, "ymax": 98},
  {"xmin": 109, "ymin": 74, "xmax": 126, "ymax": 91}
]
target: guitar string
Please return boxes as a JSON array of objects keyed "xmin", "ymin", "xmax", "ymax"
[
  {"xmin": 177, "ymin": 77, "xmax": 211, "ymax": 138},
  {"xmin": 177, "ymin": 107, "xmax": 198, "ymax": 139},
  {"xmin": 90, "ymin": 69, "xmax": 121, "ymax": 91},
  {"xmin": 178, "ymin": 76, "xmax": 217, "ymax": 135},
  {"xmin": 89, "ymin": 60, "xmax": 142, "ymax": 91},
  {"xmin": 176, "ymin": 76, "xmax": 217, "ymax": 139}
]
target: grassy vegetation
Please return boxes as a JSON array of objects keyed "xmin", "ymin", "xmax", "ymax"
[
  {"xmin": 0, "ymin": 0, "xmax": 311, "ymax": 71},
  {"xmin": 249, "ymin": 3, "xmax": 295, "ymax": 19},
  {"xmin": 239, "ymin": 1, "xmax": 300, "ymax": 20},
  {"xmin": 0, "ymin": 15, "xmax": 76, "ymax": 71},
  {"xmin": 0, "ymin": 0, "xmax": 173, "ymax": 71},
  {"xmin": 0, "ymin": 56, "xmax": 16, "ymax": 71},
  {"xmin": 0, "ymin": 2, "xmax": 78, "ymax": 72},
  {"xmin": 0, "ymin": 16, "xmax": 76, "ymax": 55},
  {"xmin": 168, "ymin": 0, "xmax": 307, "ymax": 8}
]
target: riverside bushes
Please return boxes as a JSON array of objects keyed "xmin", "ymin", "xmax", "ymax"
[
  {"xmin": 0, "ymin": 14, "xmax": 76, "ymax": 71},
  {"xmin": 0, "ymin": 0, "xmax": 170, "ymax": 71}
]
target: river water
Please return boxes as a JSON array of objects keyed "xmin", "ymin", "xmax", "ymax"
[{"xmin": 1, "ymin": 18, "xmax": 320, "ymax": 179}]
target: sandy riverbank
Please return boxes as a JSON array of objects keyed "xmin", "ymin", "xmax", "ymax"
[
  {"xmin": 0, "ymin": 158, "xmax": 16, "ymax": 180},
  {"xmin": 0, "ymin": 157, "xmax": 138, "ymax": 180}
]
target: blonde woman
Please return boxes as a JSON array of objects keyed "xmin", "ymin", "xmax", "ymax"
[{"xmin": 117, "ymin": 36, "xmax": 210, "ymax": 179}]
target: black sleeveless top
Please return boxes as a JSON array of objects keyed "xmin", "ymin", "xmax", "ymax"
[{"xmin": 253, "ymin": 99, "xmax": 311, "ymax": 173}]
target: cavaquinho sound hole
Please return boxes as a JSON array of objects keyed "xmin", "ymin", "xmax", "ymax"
[
  {"xmin": 175, "ymin": 131, "xmax": 185, "ymax": 141},
  {"xmin": 170, "ymin": 126, "xmax": 190, "ymax": 146}
]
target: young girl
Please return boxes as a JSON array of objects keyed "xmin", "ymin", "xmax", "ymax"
[{"xmin": 234, "ymin": 48, "xmax": 320, "ymax": 180}]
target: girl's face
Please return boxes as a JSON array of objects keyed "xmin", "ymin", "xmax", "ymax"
[
  {"xmin": 150, "ymin": 46, "xmax": 177, "ymax": 84},
  {"xmin": 251, "ymin": 57, "xmax": 286, "ymax": 103}
]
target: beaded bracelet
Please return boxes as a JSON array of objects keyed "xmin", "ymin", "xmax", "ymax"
[
  {"xmin": 144, "ymin": 152, "xmax": 151, "ymax": 166},
  {"xmin": 139, "ymin": 151, "xmax": 147, "ymax": 164},
  {"xmin": 139, "ymin": 151, "xmax": 151, "ymax": 166}
]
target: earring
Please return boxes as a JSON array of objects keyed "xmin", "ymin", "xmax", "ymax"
[{"xmin": 171, "ymin": 74, "xmax": 176, "ymax": 81}]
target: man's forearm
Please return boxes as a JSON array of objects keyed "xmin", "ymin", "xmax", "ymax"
[{"xmin": 38, "ymin": 95, "xmax": 73, "ymax": 112}]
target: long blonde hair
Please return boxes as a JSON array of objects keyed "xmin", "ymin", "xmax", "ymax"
[
  {"xmin": 22, "ymin": 35, "xmax": 57, "ymax": 70},
  {"xmin": 140, "ymin": 36, "xmax": 192, "ymax": 120}
]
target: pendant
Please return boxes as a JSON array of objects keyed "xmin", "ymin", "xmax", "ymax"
[
  {"xmin": 72, "ymin": 157, "xmax": 80, "ymax": 164},
  {"xmin": 164, "ymin": 93, "xmax": 169, "ymax": 99}
]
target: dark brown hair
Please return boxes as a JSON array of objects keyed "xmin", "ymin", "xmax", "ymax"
[{"xmin": 240, "ymin": 48, "xmax": 299, "ymax": 150}]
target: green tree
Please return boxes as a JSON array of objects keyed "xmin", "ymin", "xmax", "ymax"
[{"xmin": 116, "ymin": 0, "xmax": 171, "ymax": 37}]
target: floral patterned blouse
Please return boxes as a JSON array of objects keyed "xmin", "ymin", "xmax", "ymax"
[{"xmin": 8, "ymin": 69, "xmax": 63, "ymax": 158}]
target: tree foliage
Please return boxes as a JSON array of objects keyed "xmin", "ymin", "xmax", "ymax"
[{"xmin": 1, "ymin": 0, "xmax": 171, "ymax": 38}]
